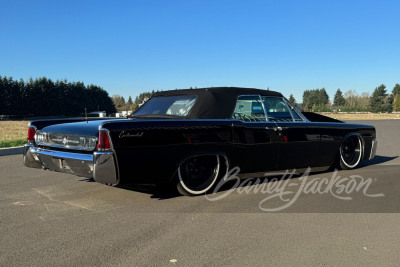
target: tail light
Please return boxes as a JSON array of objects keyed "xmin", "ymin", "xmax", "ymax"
[
  {"xmin": 27, "ymin": 126, "xmax": 36, "ymax": 142},
  {"xmin": 97, "ymin": 130, "xmax": 111, "ymax": 150}
]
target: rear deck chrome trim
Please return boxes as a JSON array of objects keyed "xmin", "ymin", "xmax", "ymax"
[{"xmin": 32, "ymin": 147, "xmax": 93, "ymax": 162}]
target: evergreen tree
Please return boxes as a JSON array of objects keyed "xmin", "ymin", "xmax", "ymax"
[
  {"xmin": 302, "ymin": 88, "xmax": 330, "ymax": 111},
  {"xmin": 111, "ymin": 95, "xmax": 126, "ymax": 109},
  {"xmin": 127, "ymin": 96, "xmax": 133, "ymax": 105},
  {"xmin": 369, "ymin": 84, "xmax": 392, "ymax": 113},
  {"xmin": 135, "ymin": 91, "xmax": 154, "ymax": 105},
  {"xmin": 0, "ymin": 76, "xmax": 116, "ymax": 117},
  {"xmin": 289, "ymin": 94, "xmax": 296, "ymax": 104},
  {"xmin": 392, "ymin": 84, "xmax": 400, "ymax": 97},
  {"xmin": 318, "ymin": 88, "xmax": 329, "ymax": 105},
  {"xmin": 333, "ymin": 89, "xmax": 346, "ymax": 107},
  {"xmin": 393, "ymin": 94, "xmax": 400, "ymax": 112}
]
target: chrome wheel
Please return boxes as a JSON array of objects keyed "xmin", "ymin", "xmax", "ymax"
[
  {"xmin": 340, "ymin": 135, "xmax": 362, "ymax": 169},
  {"xmin": 177, "ymin": 155, "xmax": 220, "ymax": 196}
]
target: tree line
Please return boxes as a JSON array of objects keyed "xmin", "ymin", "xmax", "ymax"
[
  {"xmin": 124, "ymin": 84, "xmax": 400, "ymax": 114},
  {"xmin": 294, "ymin": 83, "xmax": 400, "ymax": 113},
  {"xmin": 2, "ymin": 76, "xmax": 400, "ymax": 117},
  {"xmin": 111, "ymin": 91, "xmax": 157, "ymax": 112},
  {"xmin": 112, "ymin": 87, "xmax": 205, "ymax": 113},
  {"xmin": 0, "ymin": 76, "xmax": 116, "ymax": 117}
]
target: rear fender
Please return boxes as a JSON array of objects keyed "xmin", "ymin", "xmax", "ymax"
[{"xmin": 302, "ymin": 112, "xmax": 344, "ymax": 123}]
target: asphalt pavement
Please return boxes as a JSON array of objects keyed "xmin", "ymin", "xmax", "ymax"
[{"xmin": 0, "ymin": 120, "xmax": 399, "ymax": 266}]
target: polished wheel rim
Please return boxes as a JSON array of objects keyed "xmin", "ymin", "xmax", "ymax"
[
  {"xmin": 340, "ymin": 136, "xmax": 362, "ymax": 168},
  {"xmin": 178, "ymin": 156, "xmax": 220, "ymax": 195}
]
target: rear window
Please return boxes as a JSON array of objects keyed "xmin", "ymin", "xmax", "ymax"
[{"xmin": 134, "ymin": 95, "xmax": 197, "ymax": 117}]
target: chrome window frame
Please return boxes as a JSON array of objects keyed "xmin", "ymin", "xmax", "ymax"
[
  {"xmin": 231, "ymin": 95, "xmax": 268, "ymax": 122},
  {"xmin": 261, "ymin": 96, "xmax": 295, "ymax": 122},
  {"xmin": 232, "ymin": 95, "xmax": 309, "ymax": 123},
  {"xmin": 283, "ymin": 97, "xmax": 309, "ymax": 122}
]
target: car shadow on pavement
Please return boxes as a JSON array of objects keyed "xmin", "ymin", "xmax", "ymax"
[
  {"xmin": 122, "ymin": 184, "xmax": 181, "ymax": 199},
  {"xmin": 79, "ymin": 178, "xmax": 96, "ymax": 182},
  {"xmin": 358, "ymin": 155, "xmax": 398, "ymax": 167},
  {"xmin": 118, "ymin": 175, "xmax": 304, "ymax": 200},
  {"xmin": 78, "ymin": 155, "xmax": 398, "ymax": 200},
  {"xmin": 78, "ymin": 178, "xmax": 182, "ymax": 198}
]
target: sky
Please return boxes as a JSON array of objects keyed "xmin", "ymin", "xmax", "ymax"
[{"xmin": 1, "ymin": 0, "xmax": 399, "ymax": 102}]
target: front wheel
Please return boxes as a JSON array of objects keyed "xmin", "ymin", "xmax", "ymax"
[
  {"xmin": 339, "ymin": 135, "xmax": 363, "ymax": 170},
  {"xmin": 176, "ymin": 155, "xmax": 221, "ymax": 196}
]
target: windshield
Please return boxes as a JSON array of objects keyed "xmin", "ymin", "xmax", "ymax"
[{"xmin": 133, "ymin": 95, "xmax": 197, "ymax": 117}]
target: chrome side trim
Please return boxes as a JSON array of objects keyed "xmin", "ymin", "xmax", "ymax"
[
  {"xmin": 369, "ymin": 138, "xmax": 378, "ymax": 160},
  {"xmin": 93, "ymin": 152, "xmax": 118, "ymax": 185}
]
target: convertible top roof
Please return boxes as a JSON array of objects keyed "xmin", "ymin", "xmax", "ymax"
[
  {"xmin": 150, "ymin": 87, "xmax": 283, "ymax": 119},
  {"xmin": 152, "ymin": 87, "xmax": 282, "ymax": 98}
]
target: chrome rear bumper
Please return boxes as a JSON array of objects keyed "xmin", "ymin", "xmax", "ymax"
[{"xmin": 23, "ymin": 144, "xmax": 118, "ymax": 185}]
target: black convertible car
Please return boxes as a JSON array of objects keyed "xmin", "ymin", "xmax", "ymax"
[{"xmin": 24, "ymin": 87, "xmax": 377, "ymax": 196}]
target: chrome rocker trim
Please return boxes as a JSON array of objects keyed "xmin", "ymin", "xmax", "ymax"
[{"xmin": 23, "ymin": 144, "xmax": 118, "ymax": 185}]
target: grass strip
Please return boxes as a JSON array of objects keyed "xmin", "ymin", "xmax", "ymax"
[{"xmin": 0, "ymin": 139, "xmax": 27, "ymax": 148}]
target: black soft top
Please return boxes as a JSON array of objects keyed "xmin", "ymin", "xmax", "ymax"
[{"xmin": 150, "ymin": 87, "xmax": 283, "ymax": 119}]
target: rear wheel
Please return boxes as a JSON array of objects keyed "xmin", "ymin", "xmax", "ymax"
[
  {"xmin": 339, "ymin": 135, "xmax": 363, "ymax": 170},
  {"xmin": 176, "ymin": 155, "xmax": 220, "ymax": 196}
]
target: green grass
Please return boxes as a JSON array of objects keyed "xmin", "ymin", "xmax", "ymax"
[{"xmin": 0, "ymin": 139, "xmax": 27, "ymax": 148}]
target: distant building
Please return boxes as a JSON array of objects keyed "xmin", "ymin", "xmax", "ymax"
[
  {"xmin": 88, "ymin": 111, "xmax": 106, "ymax": 117},
  {"xmin": 121, "ymin": 111, "xmax": 133, "ymax": 117}
]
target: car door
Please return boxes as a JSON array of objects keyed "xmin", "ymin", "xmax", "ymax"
[
  {"xmin": 232, "ymin": 95, "xmax": 280, "ymax": 174},
  {"xmin": 261, "ymin": 97, "xmax": 324, "ymax": 170}
]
